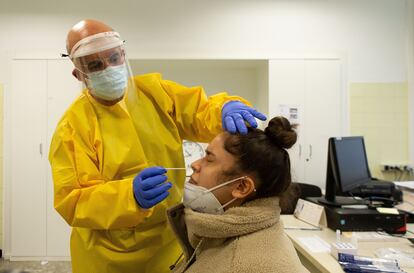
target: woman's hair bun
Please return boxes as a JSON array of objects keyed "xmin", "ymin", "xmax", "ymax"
[{"xmin": 264, "ymin": 116, "xmax": 297, "ymax": 149}]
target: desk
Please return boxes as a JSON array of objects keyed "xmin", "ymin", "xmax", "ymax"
[{"xmin": 281, "ymin": 215, "xmax": 414, "ymax": 273}]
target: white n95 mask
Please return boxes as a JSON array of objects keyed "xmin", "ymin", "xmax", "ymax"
[
  {"xmin": 183, "ymin": 176, "xmax": 246, "ymax": 214},
  {"xmin": 86, "ymin": 63, "xmax": 128, "ymax": 101}
]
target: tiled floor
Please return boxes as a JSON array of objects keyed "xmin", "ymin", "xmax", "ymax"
[{"xmin": 0, "ymin": 260, "xmax": 71, "ymax": 273}]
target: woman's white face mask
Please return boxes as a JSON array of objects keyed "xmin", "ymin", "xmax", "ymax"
[{"xmin": 183, "ymin": 176, "xmax": 246, "ymax": 214}]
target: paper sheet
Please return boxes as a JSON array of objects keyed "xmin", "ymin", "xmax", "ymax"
[{"xmin": 297, "ymin": 236, "xmax": 331, "ymax": 253}]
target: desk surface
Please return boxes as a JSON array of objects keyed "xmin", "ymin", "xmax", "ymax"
[{"xmin": 281, "ymin": 215, "xmax": 414, "ymax": 273}]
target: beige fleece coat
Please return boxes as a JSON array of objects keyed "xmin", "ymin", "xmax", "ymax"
[{"xmin": 167, "ymin": 197, "xmax": 308, "ymax": 273}]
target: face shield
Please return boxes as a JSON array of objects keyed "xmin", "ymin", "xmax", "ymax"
[{"xmin": 70, "ymin": 31, "xmax": 136, "ymax": 102}]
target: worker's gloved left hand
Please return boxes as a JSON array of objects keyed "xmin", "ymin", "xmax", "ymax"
[{"xmin": 222, "ymin": 101, "xmax": 267, "ymax": 134}]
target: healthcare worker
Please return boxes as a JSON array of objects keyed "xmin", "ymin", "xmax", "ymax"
[{"xmin": 49, "ymin": 19, "xmax": 266, "ymax": 273}]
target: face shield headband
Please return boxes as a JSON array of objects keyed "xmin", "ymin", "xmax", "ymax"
[{"xmin": 69, "ymin": 31, "xmax": 124, "ymax": 59}]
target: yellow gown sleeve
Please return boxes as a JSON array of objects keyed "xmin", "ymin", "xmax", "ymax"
[
  {"xmin": 49, "ymin": 119, "xmax": 152, "ymax": 230},
  {"xmin": 160, "ymin": 80, "xmax": 252, "ymax": 143}
]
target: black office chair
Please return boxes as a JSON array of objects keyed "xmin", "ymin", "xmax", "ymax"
[
  {"xmin": 280, "ymin": 182, "xmax": 322, "ymax": 214},
  {"xmin": 297, "ymin": 182, "xmax": 322, "ymax": 199}
]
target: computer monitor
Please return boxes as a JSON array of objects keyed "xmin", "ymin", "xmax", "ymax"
[{"xmin": 318, "ymin": 136, "xmax": 370, "ymax": 207}]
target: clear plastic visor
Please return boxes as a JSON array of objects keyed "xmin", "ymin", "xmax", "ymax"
[{"xmin": 73, "ymin": 45, "xmax": 127, "ymax": 74}]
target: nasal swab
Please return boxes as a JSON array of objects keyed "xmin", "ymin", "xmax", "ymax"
[{"xmin": 165, "ymin": 167, "xmax": 191, "ymax": 177}]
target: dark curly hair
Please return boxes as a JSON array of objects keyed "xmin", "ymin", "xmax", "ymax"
[{"xmin": 222, "ymin": 116, "xmax": 297, "ymax": 198}]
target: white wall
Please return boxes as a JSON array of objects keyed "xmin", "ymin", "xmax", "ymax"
[
  {"xmin": 0, "ymin": 0, "xmax": 409, "ymax": 158},
  {"xmin": 130, "ymin": 59, "xmax": 268, "ymax": 112},
  {"xmin": 0, "ymin": 0, "xmax": 408, "ymax": 83}
]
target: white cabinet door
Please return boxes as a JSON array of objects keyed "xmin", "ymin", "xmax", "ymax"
[
  {"xmin": 11, "ymin": 60, "xmax": 47, "ymax": 257},
  {"xmin": 46, "ymin": 59, "xmax": 81, "ymax": 258},
  {"xmin": 303, "ymin": 60, "xmax": 342, "ymax": 189},
  {"xmin": 10, "ymin": 59, "xmax": 79, "ymax": 259},
  {"xmin": 268, "ymin": 59, "xmax": 343, "ymax": 190},
  {"xmin": 269, "ymin": 59, "xmax": 306, "ymax": 183}
]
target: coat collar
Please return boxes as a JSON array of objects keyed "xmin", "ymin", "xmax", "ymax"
[{"xmin": 185, "ymin": 197, "xmax": 280, "ymax": 243}]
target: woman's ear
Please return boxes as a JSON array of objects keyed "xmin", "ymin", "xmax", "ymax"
[{"xmin": 232, "ymin": 177, "xmax": 256, "ymax": 199}]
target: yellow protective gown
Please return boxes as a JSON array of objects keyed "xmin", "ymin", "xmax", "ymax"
[{"xmin": 49, "ymin": 73, "xmax": 250, "ymax": 273}]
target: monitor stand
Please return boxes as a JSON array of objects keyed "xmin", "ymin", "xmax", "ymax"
[{"xmin": 316, "ymin": 196, "xmax": 366, "ymax": 207}]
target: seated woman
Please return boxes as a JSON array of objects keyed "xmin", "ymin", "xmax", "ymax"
[{"xmin": 167, "ymin": 116, "xmax": 308, "ymax": 273}]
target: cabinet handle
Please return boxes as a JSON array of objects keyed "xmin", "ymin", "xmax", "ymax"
[
  {"xmin": 309, "ymin": 144, "xmax": 312, "ymax": 159},
  {"xmin": 39, "ymin": 143, "xmax": 43, "ymax": 156},
  {"xmin": 299, "ymin": 144, "xmax": 302, "ymax": 157}
]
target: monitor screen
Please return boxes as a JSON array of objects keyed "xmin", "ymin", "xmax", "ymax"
[{"xmin": 333, "ymin": 136, "xmax": 371, "ymax": 192}]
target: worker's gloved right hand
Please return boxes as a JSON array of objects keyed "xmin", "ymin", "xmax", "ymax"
[{"xmin": 133, "ymin": 166, "xmax": 172, "ymax": 209}]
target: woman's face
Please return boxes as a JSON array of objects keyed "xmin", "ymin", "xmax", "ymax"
[{"xmin": 189, "ymin": 133, "xmax": 240, "ymax": 204}]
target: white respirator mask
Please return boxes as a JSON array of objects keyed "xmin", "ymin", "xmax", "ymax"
[{"xmin": 183, "ymin": 176, "xmax": 247, "ymax": 214}]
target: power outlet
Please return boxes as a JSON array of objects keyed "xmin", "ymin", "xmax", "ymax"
[
  {"xmin": 382, "ymin": 164, "xmax": 399, "ymax": 171},
  {"xmin": 381, "ymin": 164, "xmax": 413, "ymax": 172}
]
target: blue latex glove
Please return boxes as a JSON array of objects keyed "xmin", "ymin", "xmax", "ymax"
[
  {"xmin": 133, "ymin": 166, "xmax": 172, "ymax": 209},
  {"xmin": 222, "ymin": 101, "xmax": 267, "ymax": 134}
]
